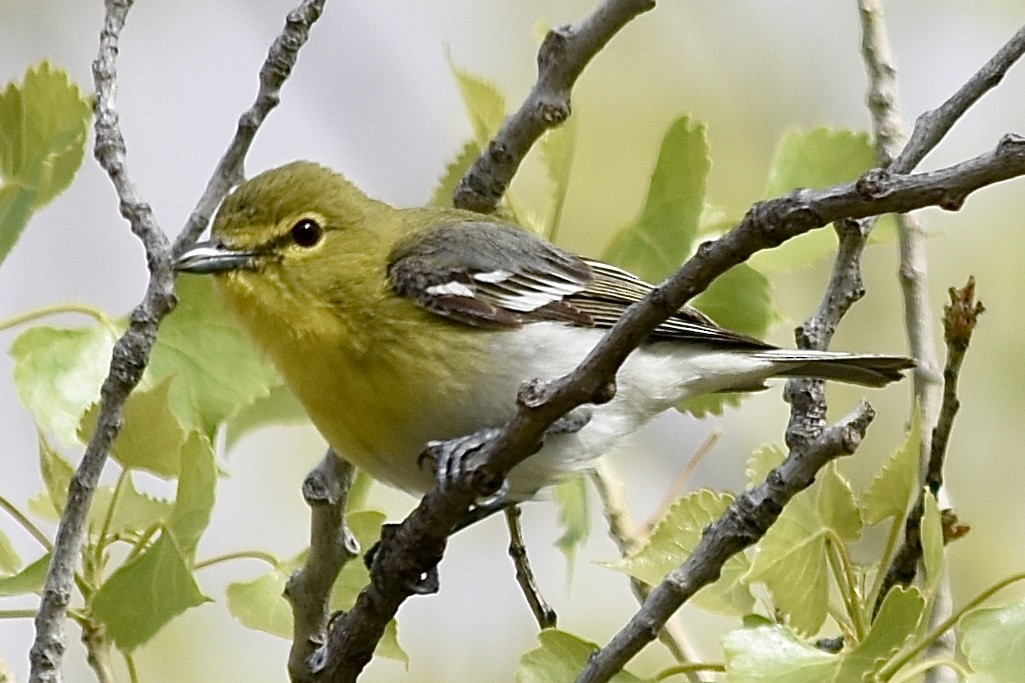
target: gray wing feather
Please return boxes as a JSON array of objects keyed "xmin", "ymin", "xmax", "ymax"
[{"xmin": 388, "ymin": 219, "xmax": 767, "ymax": 348}]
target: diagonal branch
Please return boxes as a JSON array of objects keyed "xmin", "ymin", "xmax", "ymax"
[
  {"xmin": 453, "ymin": 0, "xmax": 656, "ymax": 213},
  {"xmin": 317, "ymin": 136, "xmax": 1025, "ymax": 681},
  {"xmin": 578, "ymin": 403, "xmax": 877, "ymax": 682},
  {"xmin": 28, "ymin": 2, "xmax": 327, "ymax": 681},
  {"xmin": 172, "ymin": 1, "xmax": 326, "ymax": 255}
]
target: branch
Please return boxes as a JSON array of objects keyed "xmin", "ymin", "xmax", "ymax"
[
  {"xmin": 578, "ymin": 403, "xmax": 877, "ymax": 682},
  {"xmin": 874, "ymin": 277, "xmax": 984, "ymax": 613},
  {"xmin": 286, "ymin": 452, "xmax": 359, "ymax": 682},
  {"xmin": 929, "ymin": 278, "xmax": 984, "ymax": 496},
  {"xmin": 28, "ymin": 2, "xmax": 327, "ymax": 681},
  {"xmin": 172, "ymin": 0, "xmax": 326, "ymax": 255},
  {"xmin": 317, "ymin": 136, "xmax": 1025, "ymax": 680},
  {"xmin": 452, "ymin": 0, "xmax": 655, "ymax": 212},
  {"xmin": 30, "ymin": 3, "xmax": 173, "ymax": 679},
  {"xmin": 892, "ymin": 22, "xmax": 1025, "ymax": 174}
]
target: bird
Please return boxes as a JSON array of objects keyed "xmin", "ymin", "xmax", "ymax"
[{"xmin": 174, "ymin": 160, "xmax": 914, "ymax": 503}]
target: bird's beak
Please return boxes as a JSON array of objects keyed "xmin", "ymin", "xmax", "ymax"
[{"xmin": 175, "ymin": 240, "xmax": 258, "ymax": 274}]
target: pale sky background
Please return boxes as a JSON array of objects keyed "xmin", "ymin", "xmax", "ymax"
[{"xmin": 2, "ymin": 1, "xmax": 1024, "ymax": 681}]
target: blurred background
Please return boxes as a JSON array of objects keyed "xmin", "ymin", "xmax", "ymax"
[{"xmin": 1, "ymin": 1, "xmax": 1023, "ymax": 680}]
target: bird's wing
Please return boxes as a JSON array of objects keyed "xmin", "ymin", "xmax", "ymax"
[{"xmin": 388, "ymin": 219, "xmax": 771, "ymax": 349}]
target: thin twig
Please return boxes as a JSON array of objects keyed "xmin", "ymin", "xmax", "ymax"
[
  {"xmin": 453, "ymin": 0, "xmax": 655, "ymax": 213},
  {"xmin": 928, "ymin": 277, "xmax": 984, "ymax": 496},
  {"xmin": 172, "ymin": 1, "xmax": 326, "ymax": 255},
  {"xmin": 81, "ymin": 621, "xmax": 117, "ymax": 683},
  {"xmin": 892, "ymin": 23, "xmax": 1025, "ymax": 174},
  {"xmin": 642, "ymin": 430, "xmax": 720, "ymax": 531},
  {"xmin": 27, "ymin": 1, "xmax": 327, "ymax": 681},
  {"xmin": 874, "ymin": 278, "xmax": 983, "ymax": 613},
  {"xmin": 503, "ymin": 505, "xmax": 557, "ymax": 629},
  {"xmin": 286, "ymin": 452, "xmax": 359, "ymax": 683}
]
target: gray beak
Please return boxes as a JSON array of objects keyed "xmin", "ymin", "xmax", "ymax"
[{"xmin": 175, "ymin": 240, "xmax": 258, "ymax": 274}]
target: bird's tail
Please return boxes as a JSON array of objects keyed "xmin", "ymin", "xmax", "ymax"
[{"xmin": 754, "ymin": 350, "xmax": 916, "ymax": 388}]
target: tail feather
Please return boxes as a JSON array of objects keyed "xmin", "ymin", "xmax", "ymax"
[{"xmin": 754, "ymin": 350, "xmax": 916, "ymax": 388}]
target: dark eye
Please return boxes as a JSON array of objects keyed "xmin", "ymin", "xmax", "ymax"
[{"xmin": 290, "ymin": 218, "xmax": 322, "ymax": 247}]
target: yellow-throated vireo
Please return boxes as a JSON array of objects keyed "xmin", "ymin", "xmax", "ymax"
[{"xmin": 175, "ymin": 161, "xmax": 913, "ymax": 500}]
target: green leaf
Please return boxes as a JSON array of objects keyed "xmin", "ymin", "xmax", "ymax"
[
  {"xmin": 746, "ymin": 486, "xmax": 829, "ymax": 635},
  {"xmin": 961, "ymin": 599, "xmax": 1025, "ymax": 680},
  {"xmin": 10, "ymin": 324, "xmax": 120, "ymax": 446},
  {"xmin": 920, "ymin": 491, "xmax": 944, "ymax": 596},
  {"xmin": 87, "ymin": 475, "xmax": 173, "ymax": 540},
  {"xmin": 675, "ymin": 391, "xmax": 744, "ymax": 418},
  {"xmin": 817, "ymin": 463, "xmax": 861, "ymax": 543},
  {"xmin": 330, "ymin": 510, "xmax": 406, "ymax": 664},
  {"xmin": 224, "ymin": 382, "xmax": 307, "ymax": 450},
  {"xmin": 78, "ymin": 376, "xmax": 184, "ymax": 478},
  {"xmin": 723, "ymin": 616, "xmax": 838, "ymax": 682},
  {"xmin": 723, "ymin": 591, "xmax": 926, "ymax": 682},
  {"xmin": 602, "ymin": 116, "xmax": 710, "ymax": 284},
  {"xmin": 838, "ymin": 586, "xmax": 924, "ymax": 679},
  {"xmin": 226, "ymin": 509, "xmax": 406, "ymax": 664},
  {"xmin": 678, "ymin": 263, "xmax": 778, "ymax": 417},
  {"xmin": 763, "ymin": 129, "xmax": 875, "ymax": 199},
  {"xmin": 0, "ymin": 62, "xmax": 91, "ymax": 265},
  {"xmin": 328, "ymin": 510, "xmax": 386, "ymax": 608},
  {"xmin": 607, "ymin": 489, "xmax": 753, "ymax": 615},
  {"xmin": 429, "ymin": 139, "xmax": 479, "ymax": 209},
  {"xmin": 90, "ymin": 531, "xmax": 211, "ymax": 651},
  {"xmin": 0, "ymin": 527, "xmax": 21, "ymax": 575},
  {"xmin": 752, "ymin": 129, "xmax": 877, "ymax": 272},
  {"xmin": 863, "ymin": 409, "xmax": 921, "ymax": 525},
  {"xmin": 746, "ymin": 444, "xmax": 786, "ymax": 488},
  {"xmin": 517, "ymin": 629, "xmax": 647, "ymax": 683},
  {"xmin": 36, "ymin": 431, "xmax": 74, "ymax": 515},
  {"xmin": 167, "ymin": 432, "xmax": 217, "ymax": 559},
  {"xmin": 148, "ymin": 275, "xmax": 279, "ymax": 437},
  {"xmin": 0, "ymin": 553, "xmax": 50, "ymax": 596},
  {"xmin": 447, "ymin": 54, "xmax": 506, "ymax": 148},
  {"xmin": 552, "ymin": 476, "xmax": 589, "ymax": 574},
  {"xmin": 0, "ymin": 184, "xmax": 34, "ymax": 265},
  {"xmin": 224, "ymin": 557, "xmax": 295, "ymax": 639},
  {"xmin": 693, "ymin": 263, "xmax": 777, "ymax": 339},
  {"xmin": 28, "ymin": 468, "xmax": 175, "ymax": 540}
]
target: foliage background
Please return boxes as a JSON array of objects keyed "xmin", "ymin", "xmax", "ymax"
[{"xmin": 1, "ymin": 1, "xmax": 1023, "ymax": 680}]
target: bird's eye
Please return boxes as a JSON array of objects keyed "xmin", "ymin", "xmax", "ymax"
[{"xmin": 290, "ymin": 218, "xmax": 322, "ymax": 247}]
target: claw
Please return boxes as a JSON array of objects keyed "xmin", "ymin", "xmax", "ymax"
[
  {"xmin": 547, "ymin": 407, "xmax": 593, "ymax": 435},
  {"xmin": 420, "ymin": 427, "xmax": 503, "ymax": 491}
]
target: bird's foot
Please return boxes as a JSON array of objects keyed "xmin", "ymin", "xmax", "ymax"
[{"xmin": 419, "ymin": 427, "xmax": 504, "ymax": 493}]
